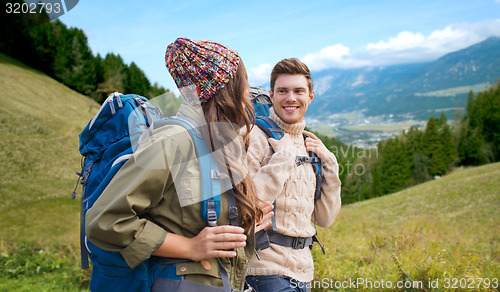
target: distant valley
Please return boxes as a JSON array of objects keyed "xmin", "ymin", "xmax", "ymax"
[{"xmin": 304, "ymin": 37, "xmax": 500, "ymax": 147}]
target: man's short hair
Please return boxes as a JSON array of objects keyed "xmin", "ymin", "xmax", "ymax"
[{"xmin": 270, "ymin": 58, "xmax": 313, "ymax": 93}]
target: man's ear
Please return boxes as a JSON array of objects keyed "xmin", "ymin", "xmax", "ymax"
[
  {"xmin": 269, "ymin": 89, "xmax": 274, "ymax": 103},
  {"xmin": 308, "ymin": 90, "xmax": 315, "ymax": 104}
]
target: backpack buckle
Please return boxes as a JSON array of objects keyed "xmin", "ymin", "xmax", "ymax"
[
  {"xmin": 210, "ymin": 169, "xmax": 221, "ymax": 179},
  {"xmin": 227, "ymin": 206, "xmax": 238, "ymax": 221},
  {"xmin": 292, "ymin": 237, "xmax": 307, "ymax": 249},
  {"xmin": 207, "ymin": 210, "xmax": 217, "ymax": 227},
  {"xmin": 295, "ymin": 156, "xmax": 308, "ymax": 166},
  {"xmin": 207, "ymin": 200, "xmax": 218, "ymax": 227}
]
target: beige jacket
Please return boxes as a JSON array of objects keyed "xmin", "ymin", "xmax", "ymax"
[{"xmin": 245, "ymin": 108, "xmax": 341, "ymax": 282}]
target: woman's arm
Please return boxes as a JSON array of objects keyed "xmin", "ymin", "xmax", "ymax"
[{"xmin": 152, "ymin": 225, "xmax": 247, "ymax": 261}]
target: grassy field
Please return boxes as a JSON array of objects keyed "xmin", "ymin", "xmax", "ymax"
[
  {"xmin": 313, "ymin": 162, "xmax": 500, "ymax": 291},
  {"xmin": 0, "ymin": 53, "xmax": 97, "ymax": 290},
  {"xmin": 1, "ymin": 54, "xmax": 499, "ymax": 291}
]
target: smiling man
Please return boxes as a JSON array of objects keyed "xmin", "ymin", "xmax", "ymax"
[{"xmin": 244, "ymin": 58, "xmax": 342, "ymax": 292}]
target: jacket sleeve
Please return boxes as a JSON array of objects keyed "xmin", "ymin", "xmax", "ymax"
[
  {"xmin": 245, "ymin": 128, "xmax": 295, "ymax": 202},
  {"xmin": 85, "ymin": 133, "xmax": 185, "ymax": 269},
  {"xmin": 313, "ymin": 153, "xmax": 342, "ymax": 228}
]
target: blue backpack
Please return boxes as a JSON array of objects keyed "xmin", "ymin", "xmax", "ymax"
[
  {"xmin": 73, "ymin": 92, "xmax": 237, "ymax": 291},
  {"xmin": 250, "ymin": 86, "xmax": 272, "ymax": 118}
]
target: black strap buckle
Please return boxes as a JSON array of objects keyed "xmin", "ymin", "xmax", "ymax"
[
  {"xmin": 292, "ymin": 237, "xmax": 307, "ymax": 249},
  {"xmin": 228, "ymin": 206, "xmax": 238, "ymax": 221}
]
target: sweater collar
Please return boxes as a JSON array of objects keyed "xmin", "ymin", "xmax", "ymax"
[{"xmin": 269, "ymin": 107, "xmax": 306, "ymax": 136}]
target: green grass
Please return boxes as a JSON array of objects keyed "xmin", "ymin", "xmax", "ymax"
[
  {"xmin": 1, "ymin": 53, "xmax": 499, "ymax": 291},
  {"xmin": 313, "ymin": 162, "xmax": 500, "ymax": 291},
  {"xmin": 0, "ymin": 53, "xmax": 97, "ymax": 290}
]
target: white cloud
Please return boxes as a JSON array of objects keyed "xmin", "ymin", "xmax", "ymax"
[
  {"xmin": 360, "ymin": 20, "xmax": 500, "ymax": 66},
  {"xmin": 248, "ymin": 63, "xmax": 272, "ymax": 86},
  {"xmin": 248, "ymin": 20, "xmax": 500, "ymax": 81},
  {"xmin": 366, "ymin": 31, "xmax": 426, "ymax": 50},
  {"xmin": 302, "ymin": 44, "xmax": 350, "ymax": 71}
]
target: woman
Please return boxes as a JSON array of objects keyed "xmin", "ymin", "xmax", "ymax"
[{"xmin": 86, "ymin": 38, "xmax": 272, "ymax": 291}]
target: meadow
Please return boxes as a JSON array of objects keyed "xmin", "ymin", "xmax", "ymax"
[
  {"xmin": 313, "ymin": 162, "xmax": 499, "ymax": 291},
  {"xmin": 1, "ymin": 53, "xmax": 498, "ymax": 291}
]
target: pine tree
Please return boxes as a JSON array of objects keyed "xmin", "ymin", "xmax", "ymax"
[
  {"xmin": 377, "ymin": 137, "xmax": 412, "ymax": 194},
  {"xmin": 124, "ymin": 62, "xmax": 151, "ymax": 96}
]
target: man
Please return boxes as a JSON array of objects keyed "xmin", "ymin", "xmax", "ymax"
[{"xmin": 245, "ymin": 58, "xmax": 342, "ymax": 291}]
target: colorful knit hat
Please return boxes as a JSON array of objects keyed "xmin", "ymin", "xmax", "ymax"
[{"xmin": 165, "ymin": 38, "xmax": 240, "ymax": 103}]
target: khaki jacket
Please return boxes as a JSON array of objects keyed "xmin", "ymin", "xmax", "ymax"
[{"xmin": 85, "ymin": 103, "xmax": 254, "ymax": 290}]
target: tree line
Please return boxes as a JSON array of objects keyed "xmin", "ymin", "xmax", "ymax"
[
  {"xmin": 341, "ymin": 83, "xmax": 500, "ymax": 204},
  {"xmin": 0, "ymin": 1, "xmax": 174, "ymax": 105}
]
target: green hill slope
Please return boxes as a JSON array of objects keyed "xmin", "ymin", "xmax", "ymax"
[
  {"xmin": 313, "ymin": 162, "xmax": 500, "ymax": 290},
  {"xmin": 0, "ymin": 52, "xmax": 98, "ymax": 247}
]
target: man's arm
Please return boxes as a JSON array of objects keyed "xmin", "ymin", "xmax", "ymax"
[{"xmin": 303, "ymin": 131, "xmax": 342, "ymax": 228}]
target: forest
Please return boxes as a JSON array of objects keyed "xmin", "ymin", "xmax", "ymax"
[
  {"xmin": 0, "ymin": 1, "xmax": 172, "ymax": 104},
  {"xmin": 339, "ymin": 87, "xmax": 500, "ymax": 203}
]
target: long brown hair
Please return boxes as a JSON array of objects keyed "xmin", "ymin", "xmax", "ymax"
[{"xmin": 201, "ymin": 61, "xmax": 261, "ymax": 233}]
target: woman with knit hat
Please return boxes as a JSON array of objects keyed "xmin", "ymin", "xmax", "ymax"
[{"xmin": 86, "ymin": 38, "xmax": 271, "ymax": 291}]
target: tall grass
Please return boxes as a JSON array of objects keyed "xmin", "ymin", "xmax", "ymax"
[
  {"xmin": 0, "ymin": 53, "xmax": 97, "ymax": 290},
  {"xmin": 313, "ymin": 163, "xmax": 500, "ymax": 291}
]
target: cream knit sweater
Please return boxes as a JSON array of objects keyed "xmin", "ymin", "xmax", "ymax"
[{"xmin": 245, "ymin": 108, "xmax": 342, "ymax": 282}]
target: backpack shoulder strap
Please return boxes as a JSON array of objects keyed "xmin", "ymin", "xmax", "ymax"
[
  {"xmin": 255, "ymin": 116, "xmax": 284, "ymax": 140},
  {"xmin": 153, "ymin": 116, "xmax": 238, "ymax": 227},
  {"xmin": 303, "ymin": 134, "xmax": 322, "ymax": 201}
]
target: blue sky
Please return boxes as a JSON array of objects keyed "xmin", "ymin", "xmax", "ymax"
[{"xmin": 59, "ymin": 0, "xmax": 500, "ymax": 93}]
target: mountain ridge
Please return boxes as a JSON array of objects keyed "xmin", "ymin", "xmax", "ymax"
[{"xmin": 307, "ymin": 36, "xmax": 500, "ymax": 119}]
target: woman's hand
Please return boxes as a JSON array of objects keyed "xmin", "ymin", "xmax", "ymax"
[
  {"xmin": 153, "ymin": 225, "xmax": 246, "ymax": 261},
  {"xmin": 188, "ymin": 226, "xmax": 247, "ymax": 261},
  {"xmin": 255, "ymin": 201, "xmax": 274, "ymax": 233}
]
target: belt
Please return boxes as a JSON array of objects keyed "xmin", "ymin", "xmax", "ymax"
[{"xmin": 256, "ymin": 230, "xmax": 313, "ymax": 250}]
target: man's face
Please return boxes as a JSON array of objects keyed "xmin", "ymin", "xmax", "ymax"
[{"xmin": 270, "ymin": 74, "xmax": 314, "ymax": 124}]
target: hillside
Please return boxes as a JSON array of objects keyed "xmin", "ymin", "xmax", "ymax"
[
  {"xmin": 308, "ymin": 37, "xmax": 500, "ymax": 119},
  {"xmin": 313, "ymin": 162, "xmax": 500, "ymax": 290},
  {"xmin": 0, "ymin": 52, "xmax": 98, "ymax": 247}
]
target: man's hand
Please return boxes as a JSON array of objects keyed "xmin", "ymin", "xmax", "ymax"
[
  {"xmin": 303, "ymin": 130, "xmax": 331, "ymax": 161},
  {"xmin": 255, "ymin": 201, "xmax": 274, "ymax": 233},
  {"xmin": 268, "ymin": 133, "xmax": 293, "ymax": 152}
]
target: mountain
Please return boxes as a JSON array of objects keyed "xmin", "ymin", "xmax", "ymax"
[{"xmin": 308, "ymin": 37, "xmax": 500, "ymax": 120}]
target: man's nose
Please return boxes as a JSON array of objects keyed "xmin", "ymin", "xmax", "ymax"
[{"xmin": 285, "ymin": 92, "xmax": 297, "ymax": 101}]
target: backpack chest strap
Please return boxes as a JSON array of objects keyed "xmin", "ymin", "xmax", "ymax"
[{"xmin": 295, "ymin": 155, "xmax": 320, "ymax": 166}]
